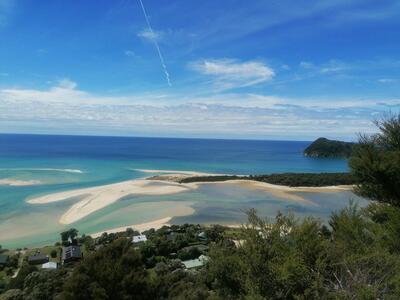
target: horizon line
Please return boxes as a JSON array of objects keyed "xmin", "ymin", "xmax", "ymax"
[{"xmin": 0, "ymin": 131, "xmax": 325, "ymax": 143}]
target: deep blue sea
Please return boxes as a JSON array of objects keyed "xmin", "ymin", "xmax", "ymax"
[
  {"xmin": 0, "ymin": 133, "xmax": 348, "ymax": 175},
  {"xmin": 0, "ymin": 134, "xmax": 361, "ymax": 249}
]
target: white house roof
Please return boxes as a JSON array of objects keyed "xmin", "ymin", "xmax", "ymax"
[
  {"xmin": 42, "ymin": 262, "xmax": 57, "ymax": 269},
  {"xmin": 132, "ymin": 234, "xmax": 147, "ymax": 243},
  {"xmin": 182, "ymin": 255, "xmax": 209, "ymax": 269}
]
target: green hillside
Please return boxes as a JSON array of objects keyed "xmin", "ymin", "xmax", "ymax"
[{"xmin": 304, "ymin": 137, "xmax": 354, "ymax": 158}]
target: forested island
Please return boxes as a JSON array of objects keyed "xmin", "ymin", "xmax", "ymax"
[
  {"xmin": 1, "ymin": 115, "xmax": 400, "ymax": 299},
  {"xmin": 304, "ymin": 137, "xmax": 355, "ymax": 158}
]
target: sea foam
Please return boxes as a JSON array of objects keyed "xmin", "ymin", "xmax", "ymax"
[{"xmin": 0, "ymin": 168, "xmax": 84, "ymax": 174}]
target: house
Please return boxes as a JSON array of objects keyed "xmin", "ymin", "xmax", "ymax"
[
  {"xmin": 28, "ymin": 253, "xmax": 49, "ymax": 265},
  {"xmin": 197, "ymin": 231, "xmax": 207, "ymax": 241},
  {"xmin": 232, "ymin": 239, "xmax": 245, "ymax": 248},
  {"xmin": 182, "ymin": 255, "xmax": 209, "ymax": 270},
  {"xmin": 132, "ymin": 234, "xmax": 147, "ymax": 244},
  {"xmin": 62, "ymin": 245, "xmax": 82, "ymax": 264},
  {"xmin": 42, "ymin": 262, "xmax": 58, "ymax": 269},
  {"xmin": 0, "ymin": 255, "xmax": 9, "ymax": 266}
]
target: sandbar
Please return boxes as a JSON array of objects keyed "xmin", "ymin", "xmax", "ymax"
[
  {"xmin": 28, "ymin": 179, "xmax": 192, "ymax": 225},
  {"xmin": 27, "ymin": 171, "xmax": 353, "ymax": 225},
  {"xmin": 135, "ymin": 169, "xmax": 212, "ymax": 175},
  {"xmin": 0, "ymin": 179, "xmax": 42, "ymax": 186},
  {"xmin": 187, "ymin": 180, "xmax": 352, "ymax": 206}
]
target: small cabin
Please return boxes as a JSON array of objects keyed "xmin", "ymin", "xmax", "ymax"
[
  {"xmin": 197, "ymin": 232, "xmax": 207, "ymax": 241},
  {"xmin": 42, "ymin": 262, "xmax": 58, "ymax": 269},
  {"xmin": 0, "ymin": 255, "xmax": 9, "ymax": 266},
  {"xmin": 28, "ymin": 253, "xmax": 49, "ymax": 265},
  {"xmin": 132, "ymin": 234, "xmax": 147, "ymax": 244},
  {"xmin": 62, "ymin": 245, "xmax": 82, "ymax": 264},
  {"xmin": 182, "ymin": 255, "xmax": 209, "ymax": 270}
]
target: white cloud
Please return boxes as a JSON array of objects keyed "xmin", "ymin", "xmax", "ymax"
[
  {"xmin": 190, "ymin": 59, "xmax": 275, "ymax": 90},
  {"xmin": 299, "ymin": 61, "xmax": 314, "ymax": 69},
  {"xmin": 57, "ymin": 78, "xmax": 77, "ymax": 90},
  {"xmin": 299, "ymin": 60, "xmax": 348, "ymax": 74},
  {"xmin": 137, "ymin": 28, "xmax": 162, "ymax": 41},
  {"xmin": 124, "ymin": 50, "xmax": 136, "ymax": 57},
  {"xmin": 319, "ymin": 60, "xmax": 348, "ymax": 74},
  {"xmin": 1, "ymin": 80, "xmax": 396, "ymax": 139},
  {"xmin": 378, "ymin": 78, "xmax": 396, "ymax": 83}
]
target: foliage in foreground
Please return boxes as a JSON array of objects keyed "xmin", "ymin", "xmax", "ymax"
[
  {"xmin": 208, "ymin": 205, "xmax": 400, "ymax": 299},
  {"xmin": 350, "ymin": 114, "xmax": 400, "ymax": 206},
  {"xmin": 2, "ymin": 203, "xmax": 400, "ymax": 300}
]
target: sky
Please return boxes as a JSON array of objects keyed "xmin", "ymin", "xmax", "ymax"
[{"xmin": 0, "ymin": 0, "xmax": 399, "ymax": 141}]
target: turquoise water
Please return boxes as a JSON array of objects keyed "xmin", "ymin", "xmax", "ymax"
[{"xmin": 0, "ymin": 134, "xmax": 366, "ymax": 249}]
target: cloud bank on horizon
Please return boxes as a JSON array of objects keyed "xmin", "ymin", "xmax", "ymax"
[{"xmin": 0, "ymin": 0, "xmax": 399, "ymax": 140}]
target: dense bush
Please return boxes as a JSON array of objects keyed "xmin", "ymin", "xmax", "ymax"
[
  {"xmin": 250, "ymin": 172, "xmax": 356, "ymax": 187},
  {"xmin": 206, "ymin": 206, "xmax": 400, "ymax": 299},
  {"xmin": 180, "ymin": 172, "xmax": 357, "ymax": 187},
  {"xmin": 350, "ymin": 115, "xmax": 400, "ymax": 206},
  {"xmin": 60, "ymin": 238, "xmax": 155, "ymax": 300}
]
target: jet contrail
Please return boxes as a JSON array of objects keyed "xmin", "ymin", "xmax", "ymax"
[{"xmin": 138, "ymin": 0, "xmax": 172, "ymax": 86}]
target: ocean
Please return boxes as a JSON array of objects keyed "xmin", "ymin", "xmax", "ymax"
[{"xmin": 0, "ymin": 134, "xmax": 365, "ymax": 249}]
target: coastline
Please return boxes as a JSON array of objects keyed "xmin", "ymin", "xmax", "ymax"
[
  {"xmin": 187, "ymin": 180, "xmax": 352, "ymax": 205},
  {"xmin": 27, "ymin": 169, "xmax": 354, "ymax": 225},
  {"xmin": 89, "ymin": 217, "xmax": 247, "ymax": 239},
  {"xmin": 135, "ymin": 169, "xmax": 213, "ymax": 175},
  {"xmin": 89, "ymin": 217, "xmax": 172, "ymax": 238}
]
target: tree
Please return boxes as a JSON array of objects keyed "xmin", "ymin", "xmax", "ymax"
[
  {"xmin": 22, "ymin": 269, "xmax": 67, "ymax": 299},
  {"xmin": 205, "ymin": 207, "xmax": 400, "ymax": 299},
  {"xmin": 60, "ymin": 228, "xmax": 79, "ymax": 246},
  {"xmin": 0, "ymin": 289, "xmax": 23, "ymax": 300},
  {"xmin": 60, "ymin": 238, "xmax": 155, "ymax": 300},
  {"xmin": 50, "ymin": 249, "xmax": 58, "ymax": 258},
  {"xmin": 349, "ymin": 114, "xmax": 400, "ymax": 206},
  {"xmin": 7, "ymin": 265, "xmax": 37, "ymax": 290}
]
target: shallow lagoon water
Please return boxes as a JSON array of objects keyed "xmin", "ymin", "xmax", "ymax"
[{"xmin": 0, "ymin": 134, "xmax": 365, "ymax": 248}]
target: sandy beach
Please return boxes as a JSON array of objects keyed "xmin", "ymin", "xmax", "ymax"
[
  {"xmin": 221, "ymin": 180, "xmax": 351, "ymax": 204},
  {"xmin": 0, "ymin": 179, "xmax": 42, "ymax": 186},
  {"xmin": 89, "ymin": 217, "xmax": 172, "ymax": 238},
  {"xmin": 135, "ymin": 169, "xmax": 211, "ymax": 175},
  {"xmin": 184, "ymin": 179, "xmax": 352, "ymax": 206},
  {"xmin": 136, "ymin": 169, "xmax": 228, "ymax": 182}
]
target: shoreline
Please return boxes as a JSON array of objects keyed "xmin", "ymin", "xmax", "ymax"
[
  {"xmin": 27, "ymin": 169, "xmax": 354, "ymax": 225},
  {"xmin": 89, "ymin": 217, "xmax": 172, "ymax": 238},
  {"xmin": 187, "ymin": 180, "xmax": 352, "ymax": 205},
  {"xmin": 89, "ymin": 217, "xmax": 246, "ymax": 239},
  {"xmin": 135, "ymin": 169, "xmax": 213, "ymax": 175}
]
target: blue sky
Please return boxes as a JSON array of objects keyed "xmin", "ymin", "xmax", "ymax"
[{"xmin": 0, "ymin": 0, "xmax": 399, "ymax": 140}]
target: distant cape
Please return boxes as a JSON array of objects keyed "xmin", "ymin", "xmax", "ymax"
[{"xmin": 304, "ymin": 137, "xmax": 355, "ymax": 158}]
